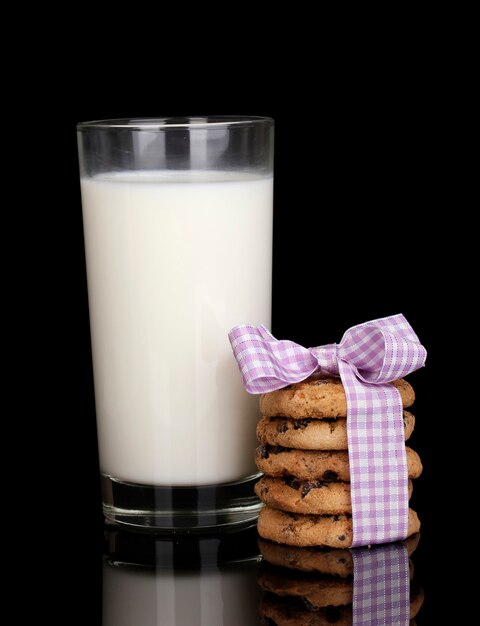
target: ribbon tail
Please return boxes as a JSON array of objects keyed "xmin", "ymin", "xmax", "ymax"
[{"xmin": 339, "ymin": 360, "xmax": 409, "ymax": 545}]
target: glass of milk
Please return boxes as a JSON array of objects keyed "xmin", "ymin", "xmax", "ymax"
[{"xmin": 77, "ymin": 117, "xmax": 273, "ymax": 530}]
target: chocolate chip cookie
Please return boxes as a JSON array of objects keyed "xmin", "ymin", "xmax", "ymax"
[
  {"xmin": 260, "ymin": 377, "xmax": 415, "ymax": 419},
  {"xmin": 257, "ymin": 505, "xmax": 421, "ymax": 548},
  {"xmin": 255, "ymin": 476, "xmax": 414, "ymax": 515},
  {"xmin": 256, "ymin": 445, "xmax": 422, "ymax": 481},
  {"xmin": 256, "ymin": 411, "xmax": 415, "ymax": 450}
]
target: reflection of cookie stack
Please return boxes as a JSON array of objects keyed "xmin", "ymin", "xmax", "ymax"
[
  {"xmin": 255, "ymin": 377, "xmax": 422, "ymax": 547},
  {"xmin": 257, "ymin": 535, "xmax": 424, "ymax": 625}
]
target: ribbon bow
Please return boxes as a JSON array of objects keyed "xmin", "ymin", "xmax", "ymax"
[{"xmin": 229, "ymin": 314, "xmax": 426, "ymax": 546}]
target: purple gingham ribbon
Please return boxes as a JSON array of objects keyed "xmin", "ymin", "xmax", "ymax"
[
  {"xmin": 351, "ymin": 542, "xmax": 410, "ymax": 625},
  {"xmin": 228, "ymin": 314, "xmax": 426, "ymax": 546}
]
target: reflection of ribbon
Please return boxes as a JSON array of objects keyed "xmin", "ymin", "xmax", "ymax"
[
  {"xmin": 228, "ymin": 314, "xmax": 426, "ymax": 546},
  {"xmin": 351, "ymin": 542, "xmax": 409, "ymax": 625}
]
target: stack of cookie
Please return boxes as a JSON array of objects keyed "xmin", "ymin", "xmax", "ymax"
[
  {"xmin": 257, "ymin": 535, "xmax": 424, "ymax": 624},
  {"xmin": 254, "ymin": 377, "xmax": 422, "ymax": 548}
]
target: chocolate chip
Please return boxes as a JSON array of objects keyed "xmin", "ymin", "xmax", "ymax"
[
  {"xmin": 278, "ymin": 421, "xmax": 289, "ymax": 433},
  {"xmin": 293, "ymin": 418, "xmax": 312, "ymax": 430},
  {"xmin": 337, "ymin": 534, "xmax": 346, "ymax": 541},
  {"xmin": 322, "ymin": 470, "xmax": 338, "ymax": 481},
  {"xmin": 301, "ymin": 483, "xmax": 313, "ymax": 497},
  {"xmin": 333, "ymin": 515, "xmax": 340, "ymax": 521},
  {"xmin": 269, "ymin": 445, "xmax": 288, "ymax": 454},
  {"xmin": 325, "ymin": 606, "xmax": 342, "ymax": 622},
  {"xmin": 284, "ymin": 476, "xmax": 301, "ymax": 490},
  {"xmin": 338, "ymin": 557, "xmax": 347, "ymax": 564},
  {"xmin": 301, "ymin": 597, "xmax": 316, "ymax": 610},
  {"xmin": 301, "ymin": 480, "xmax": 325, "ymax": 497},
  {"xmin": 259, "ymin": 445, "xmax": 269, "ymax": 459}
]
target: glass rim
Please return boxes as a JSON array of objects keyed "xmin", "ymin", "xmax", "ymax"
[{"xmin": 77, "ymin": 115, "xmax": 274, "ymax": 130}]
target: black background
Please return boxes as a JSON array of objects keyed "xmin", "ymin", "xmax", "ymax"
[{"xmin": 35, "ymin": 62, "xmax": 461, "ymax": 623}]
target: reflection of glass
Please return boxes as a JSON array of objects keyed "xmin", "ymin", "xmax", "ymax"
[
  {"xmin": 103, "ymin": 525, "xmax": 261, "ymax": 625},
  {"xmin": 257, "ymin": 534, "xmax": 424, "ymax": 624}
]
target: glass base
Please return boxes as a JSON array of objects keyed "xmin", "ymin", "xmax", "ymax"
[{"xmin": 101, "ymin": 472, "xmax": 262, "ymax": 533}]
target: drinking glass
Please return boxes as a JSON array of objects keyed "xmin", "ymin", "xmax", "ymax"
[{"xmin": 77, "ymin": 116, "xmax": 274, "ymax": 530}]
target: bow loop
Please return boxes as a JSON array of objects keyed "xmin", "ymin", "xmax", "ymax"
[
  {"xmin": 228, "ymin": 324, "xmax": 318, "ymax": 393},
  {"xmin": 338, "ymin": 315, "xmax": 427, "ymax": 384}
]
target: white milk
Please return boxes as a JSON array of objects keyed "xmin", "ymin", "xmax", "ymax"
[{"xmin": 81, "ymin": 171, "xmax": 272, "ymax": 485}]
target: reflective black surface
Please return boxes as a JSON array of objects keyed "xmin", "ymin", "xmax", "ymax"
[
  {"xmin": 43, "ymin": 515, "xmax": 451, "ymax": 625},
  {"xmin": 96, "ymin": 524, "xmax": 429, "ymax": 625}
]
